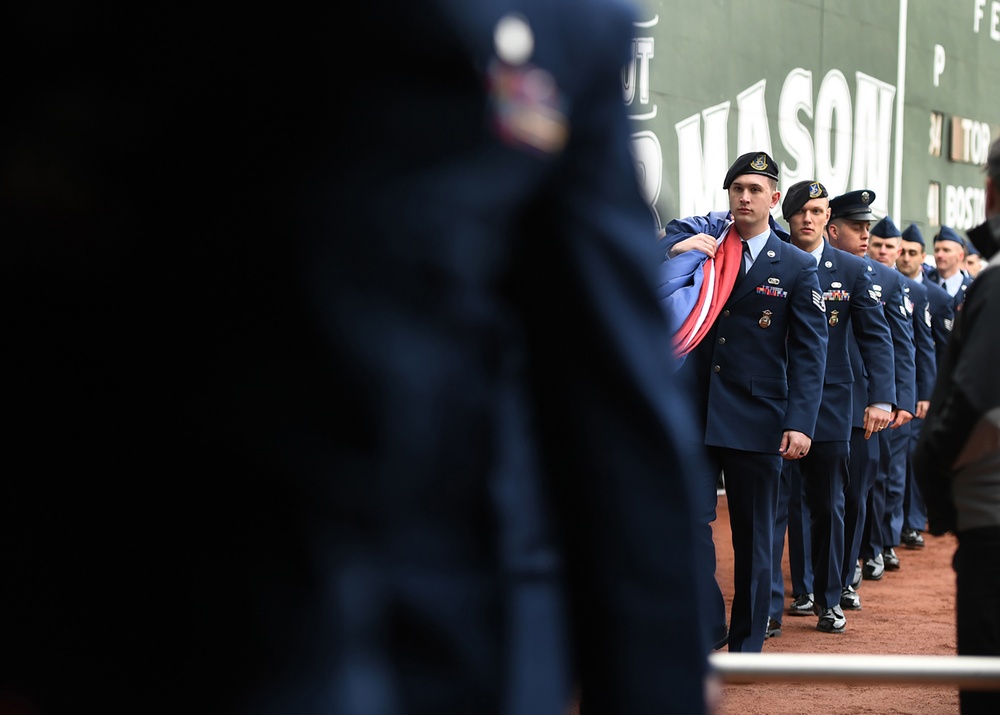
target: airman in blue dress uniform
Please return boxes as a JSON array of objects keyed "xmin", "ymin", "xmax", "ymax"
[
  {"xmin": 927, "ymin": 225, "xmax": 975, "ymax": 310},
  {"xmin": 769, "ymin": 181, "xmax": 894, "ymax": 635},
  {"xmin": 1, "ymin": 2, "xmax": 713, "ymax": 713},
  {"xmin": 826, "ymin": 189, "xmax": 915, "ymax": 611},
  {"xmin": 897, "ymin": 223, "xmax": 955, "ymax": 546},
  {"xmin": 665, "ymin": 153, "xmax": 829, "ymax": 652},
  {"xmin": 865, "ymin": 216, "xmax": 937, "ymax": 573}
]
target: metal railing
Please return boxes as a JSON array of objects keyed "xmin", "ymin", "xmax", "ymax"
[{"xmin": 710, "ymin": 653, "xmax": 1000, "ymax": 690}]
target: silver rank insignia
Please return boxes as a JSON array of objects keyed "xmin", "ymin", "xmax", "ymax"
[
  {"xmin": 759, "ymin": 310, "xmax": 772, "ymax": 328},
  {"xmin": 825, "ymin": 260, "xmax": 833, "ymax": 268},
  {"xmin": 829, "ymin": 309, "xmax": 839, "ymax": 327}
]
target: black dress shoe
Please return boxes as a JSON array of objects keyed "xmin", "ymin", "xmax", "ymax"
[
  {"xmin": 840, "ymin": 585, "xmax": 862, "ymax": 610},
  {"xmin": 765, "ymin": 617, "xmax": 782, "ymax": 639},
  {"xmin": 788, "ymin": 592, "xmax": 815, "ymax": 616},
  {"xmin": 862, "ymin": 553, "xmax": 884, "ymax": 580},
  {"xmin": 816, "ymin": 605, "xmax": 847, "ymax": 634},
  {"xmin": 883, "ymin": 547, "xmax": 901, "ymax": 570},
  {"xmin": 901, "ymin": 529, "xmax": 926, "ymax": 549}
]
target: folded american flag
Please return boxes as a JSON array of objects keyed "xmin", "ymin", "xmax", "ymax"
[{"xmin": 658, "ymin": 212, "xmax": 788, "ymax": 368}]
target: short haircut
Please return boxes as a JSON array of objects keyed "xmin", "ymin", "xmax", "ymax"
[{"xmin": 988, "ymin": 136, "xmax": 1000, "ymax": 184}]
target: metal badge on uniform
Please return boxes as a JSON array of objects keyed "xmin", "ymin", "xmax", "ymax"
[
  {"xmin": 767, "ymin": 250, "xmax": 776, "ymax": 258},
  {"xmin": 825, "ymin": 261, "xmax": 833, "ymax": 268},
  {"xmin": 867, "ymin": 265, "xmax": 873, "ymax": 272},
  {"xmin": 831, "ymin": 281, "xmax": 842, "ymax": 288},
  {"xmin": 873, "ymin": 284, "xmax": 882, "ymax": 292},
  {"xmin": 759, "ymin": 310, "xmax": 772, "ymax": 328},
  {"xmin": 487, "ymin": 14, "xmax": 569, "ymax": 155},
  {"xmin": 768, "ymin": 277, "xmax": 780, "ymax": 285},
  {"xmin": 829, "ymin": 309, "xmax": 839, "ymax": 327}
]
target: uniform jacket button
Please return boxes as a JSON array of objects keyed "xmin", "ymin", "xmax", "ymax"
[
  {"xmin": 713, "ymin": 365, "xmax": 721, "ymax": 373},
  {"xmin": 722, "ymin": 310, "xmax": 731, "ymax": 317},
  {"xmin": 718, "ymin": 337, "xmax": 726, "ymax": 345}
]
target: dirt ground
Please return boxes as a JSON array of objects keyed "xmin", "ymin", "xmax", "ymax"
[
  {"xmin": 565, "ymin": 492, "xmax": 961, "ymax": 715},
  {"xmin": 714, "ymin": 492, "xmax": 960, "ymax": 715}
]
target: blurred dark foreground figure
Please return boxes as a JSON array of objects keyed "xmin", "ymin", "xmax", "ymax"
[
  {"xmin": 915, "ymin": 136, "xmax": 1000, "ymax": 715},
  {"xmin": 2, "ymin": 2, "xmax": 711, "ymax": 714}
]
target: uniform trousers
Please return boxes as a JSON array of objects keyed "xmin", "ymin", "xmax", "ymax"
[
  {"xmin": 771, "ymin": 442, "xmax": 848, "ymax": 618},
  {"xmin": 770, "ymin": 460, "xmax": 812, "ymax": 622},
  {"xmin": 881, "ymin": 423, "xmax": 911, "ymax": 548},
  {"xmin": 842, "ymin": 427, "xmax": 880, "ymax": 588},
  {"xmin": 903, "ymin": 416, "xmax": 929, "ymax": 532},
  {"xmin": 690, "ymin": 447, "xmax": 782, "ymax": 653},
  {"xmin": 862, "ymin": 429, "xmax": 892, "ymax": 561}
]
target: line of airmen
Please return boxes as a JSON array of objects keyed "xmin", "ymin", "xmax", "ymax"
[
  {"xmin": 659, "ymin": 151, "xmax": 978, "ymax": 651},
  {"xmin": 768, "ymin": 184, "xmax": 975, "ymax": 639}
]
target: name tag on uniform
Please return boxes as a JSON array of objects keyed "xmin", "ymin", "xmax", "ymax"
[{"xmin": 756, "ymin": 285, "xmax": 788, "ymax": 298}]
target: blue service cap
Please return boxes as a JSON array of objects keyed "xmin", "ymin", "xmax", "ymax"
[
  {"xmin": 900, "ymin": 223, "xmax": 924, "ymax": 245},
  {"xmin": 871, "ymin": 216, "xmax": 902, "ymax": 238},
  {"xmin": 723, "ymin": 151, "xmax": 779, "ymax": 189},
  {"xmin": 781, "ymin": 180, "xmax": 828, "ymax": 221},
  {"xmin": 829, "ymin": 189, "xmax": 876, "ymax": 222},
  {"xmin": 934, "ymin": 225, "xmax": 966, "ymax": 251}
]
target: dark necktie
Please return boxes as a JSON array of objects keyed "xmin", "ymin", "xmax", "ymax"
[{"xmin": 735, "ymin": 240, "xmax": 751, "ymax": 286}]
